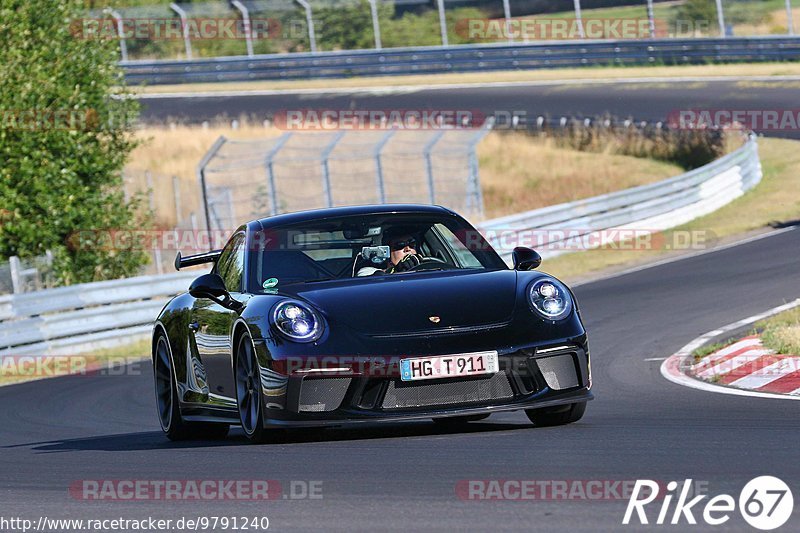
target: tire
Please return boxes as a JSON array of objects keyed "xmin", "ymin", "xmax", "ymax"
[
  {"xmin": 235, "ymin": 331, "xmax": 269, "ymax": 444},
  {"xmin": 525, "ymin": 401, "xmax": 586, "ymax": 427},
  {"xmin": 154, "ymin": 333, "xmax": 230, "ymax": 441},
  {"xmin": 432, "ymin": 413, "xmax": 490, "ymax": 428}
]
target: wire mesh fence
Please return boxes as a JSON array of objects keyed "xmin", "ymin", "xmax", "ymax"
[
  {"xmin": 199, "ymin": 128, "xmax": 491, "ymax": 234},
  {"xmin": 85, "ymin": 0, "xmax": 800, "ymax": 62}
]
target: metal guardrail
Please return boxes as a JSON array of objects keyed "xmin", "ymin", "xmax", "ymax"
[
  {"xmin": 123, "ymin": 36, "xmax": 800, "ymax": 84},
  {"xmin": 0, "ymin": 271, "xmax": 198, "ymax": 355},
  {"xmin": 0, "ymin": 137, "xmax": 762, "ymax": 355},
  {"xmin": 478, "ymin": 136, "xmax": 762, "ymax": 263}
]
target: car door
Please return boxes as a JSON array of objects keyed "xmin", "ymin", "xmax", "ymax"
[{"xmin": 190, "ymin": 231, "xmax": 246, "ymax": 403}]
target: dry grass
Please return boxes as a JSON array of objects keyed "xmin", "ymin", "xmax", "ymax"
[
  {"xmin": 541, "ymin": 137, "xmax": 800, "ymax": 282},
  {"xmin": 756, "ymin": 307, "xmax": 800, "ymax": 355},
  {"xmin": 126, "ymin": 124, "xmax": 684, "ymax": 226},
  {"xmin": 127, "ymin": 122, "xmax": 282, "ymax": 228},
  {"xmin": 477, "ymin": 133, "xmax": 682, "ymax": 219},
  {"xmin": 131, "ymin": 62, "xmax": 800, "ymax": 95},
  {"xmin": 735, "ymin": 8, "xmax": 800, "ymax": 36},
  {"xmin": 0, "ymin": 339, "xmax": 151, "ymax": 387}
]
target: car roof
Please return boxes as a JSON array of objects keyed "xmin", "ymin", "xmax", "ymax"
[{"xmin": 253, "ymin": 204, "xmax": 459, "ymax": 230}]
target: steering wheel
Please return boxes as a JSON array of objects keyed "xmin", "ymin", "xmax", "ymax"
[{"xmin": 405, "ymin": 256, "xmax": 452, "ymax": 271}]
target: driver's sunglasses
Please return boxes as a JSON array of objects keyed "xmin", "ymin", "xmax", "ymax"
[{"xmin": 389, "ymin": 238, "xmax": 417, "ymax": 251}]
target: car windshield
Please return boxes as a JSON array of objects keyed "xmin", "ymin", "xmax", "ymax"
[{"xmin": 248, "ymin": 213, "xmax": 506, "ymax": 291}]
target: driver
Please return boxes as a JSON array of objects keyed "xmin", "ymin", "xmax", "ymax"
[{"xmin": 357, "ymin": 228, "xmax": 424, "ymax": 276}]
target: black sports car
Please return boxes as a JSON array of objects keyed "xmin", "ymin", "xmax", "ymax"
[{"xmin": 153, "ymin": 204, "xmax": 592, "ymax": 442}]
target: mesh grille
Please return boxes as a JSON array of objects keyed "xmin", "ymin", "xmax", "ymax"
[
  {"xmin": 382, "ymin": 372, "xmax": 513, "ymax": 410},
  {"xmin": 535, "ymin": 354, "xmax": 579, "ymax": 390},
  {"xmin": 298, "ymin": 377, "xmax": 351, "ymax": 412}
]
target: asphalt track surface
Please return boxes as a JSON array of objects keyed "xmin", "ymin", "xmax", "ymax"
[
  {"xmin": 2, "ymin": 226, "xmax": 799, "ymax": 531},
  {"xmin": 138, "ymin": 79, "xmax": 800, "ymax": 138}
]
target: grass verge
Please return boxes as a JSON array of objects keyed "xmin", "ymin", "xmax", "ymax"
[
  {"xmin": 691, "ymin": 338, "xmax": 739, "ymax": 363},
  {"xmin": 541, "ymin": 137, "xmax": 800, "ymax": 283},
  {"xmin": 756, "ymin": 307, "xmax": 800, "ymax": 355},
  {"xmin": 0, "ymin": 339, "xmax": 151, "ymax": 387}
]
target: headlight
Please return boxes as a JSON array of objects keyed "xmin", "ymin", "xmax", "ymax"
[
  {"xmin": 272, "ymin": 300, "xmax": 323, "ymax": 342},
  {"xmin": 528, "ymin": 278, "xmax": 573, "ymax": 320}
]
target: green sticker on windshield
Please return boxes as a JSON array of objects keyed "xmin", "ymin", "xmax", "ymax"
[{"xmin": 262, "ymin": 277, "xmax": 279, "ymax": 289}]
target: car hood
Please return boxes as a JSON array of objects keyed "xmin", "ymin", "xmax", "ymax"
[{"xmin": 282, "ymin": 269, "xmax": 519, "ymax": 336}]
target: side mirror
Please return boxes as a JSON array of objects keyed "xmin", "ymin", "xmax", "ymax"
[
  {"xmin": 189, "ymin": 273, "xmax": 241, "ymax": 310},
  {"xmin": 512, "ymin": 247, "xmax": 542, "ymax": 271},
  {"xmin": 189, "ymin": 273, "xmax": 228, "ymax": 299}
]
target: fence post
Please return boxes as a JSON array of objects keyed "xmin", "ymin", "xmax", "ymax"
[
  {"xmin": 436, "ymin": 0, "xmax": 448, "ymax": 46},
  {"xmin": 424, "ymin": 131, "xmax": 445, "ymax": 204},
  {"xmin": 502, "ymin": 0, "xmax": 513, "ymax": 42},
  {"xmin": 373, "ymin": 130, "xmax": 396, "ymax": 203},
  {"xmin": 320, "ymin": 131, "xmax": 346, "ymax": 208},
  {"xmin": 154, "ymin": 248, "xmax": 164, "ymax": 276},
  {"xmin": 108, "ymin": 9, "xmax": 128, "ymax": 61},
  {"xmin": 714, "ymin": 0, "xmax": 726, "ymax": 37},
  {"xmin": 9, "ymin": 256, "xmax": 22, "ymax": 294},
  {"xmin": 172, "ymin": 175, "xmax": 183, "ymax": 224},
  {"xmin": 264, "ymin": 133, "xmax": 292, "ymax": 216},
  {"xmin": 169, "ymin": 3, "xmax": 193, "ymax": 60},
  {"xmin": 367, "ymin": 0, "xmax": 382, "ymax": 49},
  {"xmin": 466, "ymin": 118, "xmax": 493, "ymax": 218},
  {"xmin": 787, "ymin": 0, "xmax": 795, "ymax": 35},
  {"xmin": 145, "ymin": 170, "xmax": 155, "ymax": 212},
  {"xmin": 196, "ymin": 136, "xmax": 228, "ymax": 249},
  {"xmin": 231, "ymin": 0, "xmax": 254, "ymax": 57},
  {"xmin": 573, "ymin": 0, "xmax": 585, "ymax": 38},
  {"xmin": 295, "ymin": 0, "xmax": 318, "ymax": 52},
  {"xmin": 646, "ymin": 0, "xmax": 656, "ymax": 38}
]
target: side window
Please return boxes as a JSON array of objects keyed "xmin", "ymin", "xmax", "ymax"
[
  {"xmin": 433, "ymin": 223, "xmax": 482, "ymax": 268},
  {"xmin": 216, "ymin": 233, "xmax": 246, "ymax": 293}
]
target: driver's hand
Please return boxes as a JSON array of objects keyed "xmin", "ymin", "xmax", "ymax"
[{"xmin": 393, "ymin": 253, "xmax": 421, "ymax": 273}]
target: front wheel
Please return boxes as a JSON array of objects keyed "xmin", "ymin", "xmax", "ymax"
[
  {"xmin": 154, "ymin": 334, "xmax": 229, "ymax": 441},
  {"xmin": 525, "ymin": 401, "xmax": 586, "ymax": 427},
  {"xmin": 235, "ymin": 332, "xmax": 270, "ymax": 444}
]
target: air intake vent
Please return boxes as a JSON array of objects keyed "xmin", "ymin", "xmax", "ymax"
[
  {"xmin": 298, "ymin": 378, "xmax": 351, "ymax": 412},
  {"xmin": 535, "ymin": 354, "xmax": 579, "ymax": 390}
]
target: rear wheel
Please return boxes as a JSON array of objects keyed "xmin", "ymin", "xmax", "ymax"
[
  {"xmin": 154, "ymin": 334, "xmax": 229, "ymax": 440},
  {"xmin": 525, "ymin": 401, "xmax": 586, "ymax": 427},
  {"xmin": 235, "ymin": 332, "xmax": 269, "ymax": 444}
]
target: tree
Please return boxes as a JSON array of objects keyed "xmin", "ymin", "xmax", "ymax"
[{"xmin": 0, "ymin": 0, "xmax": 149, "ymax": 285}]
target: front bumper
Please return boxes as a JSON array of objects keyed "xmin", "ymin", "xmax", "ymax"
[{"xmin": 256, "ymin": 342, "xmax": 592, "ymax": 428}]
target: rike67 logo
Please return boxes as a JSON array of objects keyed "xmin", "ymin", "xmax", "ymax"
[{"xmin": 623, "ymin": 477, "xmax": 793, "ymax": 530}]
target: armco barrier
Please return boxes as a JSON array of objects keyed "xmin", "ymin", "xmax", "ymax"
[
  {"xmin": 0, "ymin": 137, "xmax": 762, "ymax": 355},
  {"xmin": 478, "ymin": 135, "xmax": 762, "ymax": 263},
  {"xmin": 122, "ymin": 37, "xmax": 800, "ymax": 85},
  {"xmin": 0, "ymin": 271, "xmax": 198, "ymax": 356}
]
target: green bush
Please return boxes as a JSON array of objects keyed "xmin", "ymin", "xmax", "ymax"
[{"xmin": 0, "ymin": 0, "xmax": 149, "ymax": 285}]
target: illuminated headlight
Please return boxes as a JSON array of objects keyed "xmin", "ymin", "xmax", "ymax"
[
  {"xmin": 528, "ymin": 278, "xmax": 573, "ymax": 320},
  {"xmin": 272, "ymin": 300, "xmax": 322, "ymax": 342}
]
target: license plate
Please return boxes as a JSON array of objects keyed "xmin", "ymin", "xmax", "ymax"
[{"xmin": 400, "ymin": 351, "xmax": 499, "ymax": 382}]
